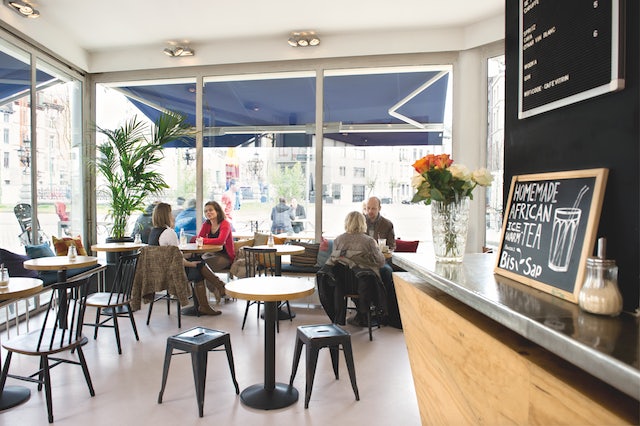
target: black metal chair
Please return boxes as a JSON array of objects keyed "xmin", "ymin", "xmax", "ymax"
[
  {"xmin": 240, "ymin": 247, "xmax": 292, "ymax": 331},
  {"xmin": 158, "ymin": 327, "xmax": 239, "ymax": 417},
  {"xmin": 84, "ymin": 252, "xmax": 140, "ymax": 354},
  {"xmin": 14, "ymin": 203, "xmax": 48, "ymax": 246},
  {"xmin": 318, "ymin": 262, "xmax": 384, "ymax": 341},
  {"xmin": 289, "ymin": 323, "xmax": 359, "ymax": 408},
  {"xmin": 0, "ymin": 274, "xmax": 96, "ymax": 423}
]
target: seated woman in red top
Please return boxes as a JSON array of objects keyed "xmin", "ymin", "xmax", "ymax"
[{"xmin": 196, "ymin": 200, "xmax": 235, "ymax": 303}]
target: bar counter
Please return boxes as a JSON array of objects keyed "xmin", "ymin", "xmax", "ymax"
[{"xmin": 392, "ymin": 252, "xmax": 639, "ymax": 424}]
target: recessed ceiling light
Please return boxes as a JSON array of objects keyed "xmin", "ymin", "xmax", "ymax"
[
  {"xmin": 4, "ymin": 0, "xmax": 40, "ymax": 18},
  {"xmin": 287, "ymin": 31, "xmax": 320, "ymax": 48}
]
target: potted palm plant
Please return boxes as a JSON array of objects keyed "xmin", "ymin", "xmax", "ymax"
[{"xmin": 96, "ymin": 111, "xmax": 193, "ymax": 241}]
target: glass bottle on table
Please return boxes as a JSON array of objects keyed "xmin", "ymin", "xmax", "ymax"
[
  {"xmin": 179, "ymin": 228, "xmax": 187, "ymax": 246},
  {"xmin": 268, "ymin": 232, "xmax": 274, "ymax": 247}
]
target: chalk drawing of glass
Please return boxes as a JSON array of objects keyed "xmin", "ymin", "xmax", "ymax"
[{"xmin": 548, "ymin": 207, "xmax": 582, "ymax": 272}]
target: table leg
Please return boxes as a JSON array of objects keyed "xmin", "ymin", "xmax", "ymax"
[
  {"xmin": 274, "ymin": 257, "xmax": 296, "ymax": 320},
  {"xmin": 240, "ymin": 300, "xmax": 298, "ymax": 410},
  {"xmin": 0, "ymin": 333, "xmax": 31, "ymax": 410}
]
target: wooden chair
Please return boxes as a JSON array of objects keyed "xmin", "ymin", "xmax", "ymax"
[
  {"xmin": 0, "ymin": 274, "xmax": 97, "ymax": 423},
  {"xmin": 241, "ymin": 247, "xmax": 292, "ymax": 331},
  {"xmin": 131, "ymin": 246, "xmax": 192, "ymax": 329},
  {"xmin": 84, "ymin": 252, "xmax": 140, "ymax": 354}
]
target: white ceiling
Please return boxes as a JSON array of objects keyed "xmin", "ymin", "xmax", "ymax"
[{"xmin": 0, "ymin": 0, "xmax": 505, "ymax": 73}]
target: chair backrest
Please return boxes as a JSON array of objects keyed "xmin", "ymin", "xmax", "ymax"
[
  {"xmin": 333, "ymin": 261, "xmax": 382, "ymax": 298},
  {"xmin": 243, "ymin": 247, "xmax": 277, "ymax": 278},
  {"xmin": 394, "ymin": 239, "xmax": 419, "ymax": 253},
  {"xmin": 14, "ymin": 203, "xmax": 33, "ymax": 232},
  {"xmin": 55, "ymin": 202, "xmax": 69, "ymax": 221},
  {"xmin": 38, "ymin": 275, "xmax": 91, "ymax": 351},
  {"xmin": 108, "ymin": 251, "xmax": 140, "ymax": 303}
]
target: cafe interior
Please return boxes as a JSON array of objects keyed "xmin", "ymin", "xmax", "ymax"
[{"xmin": 0, "ymin": 0, "xmax": 638, "ymax": 424}]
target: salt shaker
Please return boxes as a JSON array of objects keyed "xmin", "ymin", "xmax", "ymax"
[
  {"xmin": 68, "ymin": 244, "xmax": 77, "ymax": 261},
  {"xmin": 0, "ymin": 264, "xmax": 9, "ymax": 287},
  {"xmin": 578, "ymin": 237, "xmax": 623, "ymax": 316}
]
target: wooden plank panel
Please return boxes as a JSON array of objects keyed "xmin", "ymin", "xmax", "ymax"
[{"xmin": 394, "ymin": 272, "xmax": 638, "ymax": 425}]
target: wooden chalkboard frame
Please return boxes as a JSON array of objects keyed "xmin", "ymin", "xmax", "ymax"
[{"xmin": 494, "ymin": 169, "xmax": 608, "ymax": 303}]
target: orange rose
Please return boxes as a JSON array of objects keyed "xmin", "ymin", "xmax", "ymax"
[
  {"xmin": 433, "ymin": 154, "xmax": 453, "ymax": 169},
  {"xmin": 412, "ymin": 156, "xmax": 431, "ymax": 174}
]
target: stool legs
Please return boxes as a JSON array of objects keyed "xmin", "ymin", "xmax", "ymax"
[
  {"xmin": 289, "ymin": 328, "xmax": 360, "ymax": 409},
  {"xmin": 158, "ymin": 332, "xmax": 239, "ymax": 418},
  {"xmin": 157, "ymin": 343, "xmax": 174, "ymax": 404},
  {"xmin": 190, "ymin": 351, "xmax": 207, "ymax": 417},
  {"xmin": 342, "ymin": 340, "xmax": 360, "ymax": 401},
  {"xmin": 304, "ymin": 344, "xmax": 321, "ymax": 408},
  {"xmin": 223, "ymin": 339, "xmax": 240, "ymax": 395}
]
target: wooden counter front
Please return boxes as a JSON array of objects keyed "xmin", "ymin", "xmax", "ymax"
[{"xmin": 394, "ymin": 272, "xmax": 638, "ymax": 425}]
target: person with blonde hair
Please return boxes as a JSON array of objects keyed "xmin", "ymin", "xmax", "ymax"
[
  {"xmin": 148, "ymin": 202, "xmax": 221, "ymax": 316},
  {"xmin": 324, "ymin": 211, "xmax": 386, "ymax": 326}
]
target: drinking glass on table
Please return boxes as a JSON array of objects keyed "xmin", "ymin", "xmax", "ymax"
[{"xmin": 196, "ymin": 237, "xmax": 204, "ymax": 248}]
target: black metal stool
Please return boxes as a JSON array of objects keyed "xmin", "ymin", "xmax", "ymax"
[
  {"xmin": 158, "ymin": 327, "xmax": 240, "ymax": 417},
  {"xmin": 289, "ymin": 323, "xmax": 359, "ymax": 408}
]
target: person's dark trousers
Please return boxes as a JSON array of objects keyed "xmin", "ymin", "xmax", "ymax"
[{"xmin": 379, "ymin": 263, "xmax": 402, "ymax": 329}]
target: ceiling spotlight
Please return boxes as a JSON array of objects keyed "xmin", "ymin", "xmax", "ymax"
[
  {"xmin": 287, "ymin": 31, "xmax": 320, "ymax": 48},
  {"xmin": 163, "ymin": 45, "xmax": 195, "ymax": 57},
  {"xmin": 4, "ymin": 0, "xmax": 40, "ymax": 18}
]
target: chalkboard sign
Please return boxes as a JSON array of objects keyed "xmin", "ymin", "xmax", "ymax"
[
  {"xmin": 494, "ymin": 169, "xmax": 608, "ymax": 302},
  {"xmin": 518, "ymin": 0, "xmax": 625, "ymax": 119}
]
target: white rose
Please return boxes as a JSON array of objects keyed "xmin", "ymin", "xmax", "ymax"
[
  {"xmin": 449, "ymin": 164, "xmax": 471, "ymax": 181},
  {"xmin": 411, "ymin": 173, "xmax": 426, "ymax": 188},
  {"xmin": 472, "ymin": 168, "xmax": 493, "ymax": 186}
]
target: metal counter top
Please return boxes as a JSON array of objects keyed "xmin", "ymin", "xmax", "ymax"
[{"xmin": 392, "ymin": 252, "xmax": 639, "ymax": 401}]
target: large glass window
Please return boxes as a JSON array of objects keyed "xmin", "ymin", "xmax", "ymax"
[
  {"xmin": 0, "ymin": 42, "xmax": 83, "ymax": 253},
  {"xmin": 321, "ymin": 66, "xmax": 452, "ymax": 241},
  {"xmin": 486, "ymin": 55, "xmax": 505, "ymax": 249},
  {"xmin": 202, "ymin": 72, "xmax": 316, "ymax": 236}
]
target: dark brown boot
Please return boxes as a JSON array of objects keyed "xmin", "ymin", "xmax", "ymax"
[
  {"xmin": 194, "ymin": 281, "xmax": 221, "ymax": 315},
  {"xmin": 203, "ymin": 272, "xmax": 227, "ymax": 305}
]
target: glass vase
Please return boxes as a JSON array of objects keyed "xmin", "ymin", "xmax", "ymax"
[{"xmin": 431, "ymin": 197, "xmax": 470, "ymax": 262}]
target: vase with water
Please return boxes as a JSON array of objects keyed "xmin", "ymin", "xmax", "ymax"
[{"xmin": 431, "ymin": 196, "xmax": 470, "ymax": 262}]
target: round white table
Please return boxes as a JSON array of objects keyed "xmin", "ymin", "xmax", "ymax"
[{"xmin": 226, "ymin": 276, "xmax": 315, "ymax": 410}]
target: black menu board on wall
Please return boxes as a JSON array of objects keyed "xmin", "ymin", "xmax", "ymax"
[
  {"xmin": 494, "ymin": 169, "xmax": 608, "ymax": 303},
  {"xmin": 519, "ymin": 0, "xmax": 625, "ymax": 118}
]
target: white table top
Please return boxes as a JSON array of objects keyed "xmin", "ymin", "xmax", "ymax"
[
  {"xmin": 179, "ymin": 243, "xmax": 223, "ymax": 254},
  {"xmin": 225, "ymin": 276, "xmax": 315, "ymax": 302},
  {"xmin": 252, "ymin": 244, "xmax": 305, "ymax": 256},
  {"xmin": 91, "ymin": 242, "xmax": 146, "ymax": 252},
  {"xmin": 0, "ymin": 277, "xmax": 44, "ymax": 301},
  {"xmin": 24, "ymin": 256, "xmax": 98, "ymax": 271}
]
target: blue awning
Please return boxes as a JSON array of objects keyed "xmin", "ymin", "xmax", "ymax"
[
  {"xmin": 0, "ymin": 50, "xmax": 58, "ymax": 106},
  {"xmin": 117, "ymin": 69, "xmax": 449, "ymax": 147}
]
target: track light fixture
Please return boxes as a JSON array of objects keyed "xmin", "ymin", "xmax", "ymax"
[
  {"xmin": 4, "ymin": 0, "xmax": 40, "ymax": 18},
  {"xmin": 163, "ymin": 45, "xmax": 195, "ymax": 57},
  {"xmin": 287, "ymin": 31, "xmax": 320, "ymax": 48}
]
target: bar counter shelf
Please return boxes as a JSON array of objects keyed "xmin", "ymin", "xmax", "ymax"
[{"xmin": 392, "ymin": 252, "xmax": 639, "ymax": 425}]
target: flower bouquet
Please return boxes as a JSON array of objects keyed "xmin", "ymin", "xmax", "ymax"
[{"xmin": 411, "ymin": 154, "xmax": 493, "ymax": 262}]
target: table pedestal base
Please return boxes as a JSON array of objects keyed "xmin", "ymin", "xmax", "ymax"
[
  {"xmin": 0, "ymin": 386, "xmax": 31, "ymax": 411},
  {"xmin": 240, "ymin": 383, "xmax": 298, "ymax": 410}
]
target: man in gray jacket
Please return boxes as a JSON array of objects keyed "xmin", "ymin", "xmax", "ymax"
[{"xmin": 270, "ymin": 197, "xmax": 295, "ymax": 234}]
